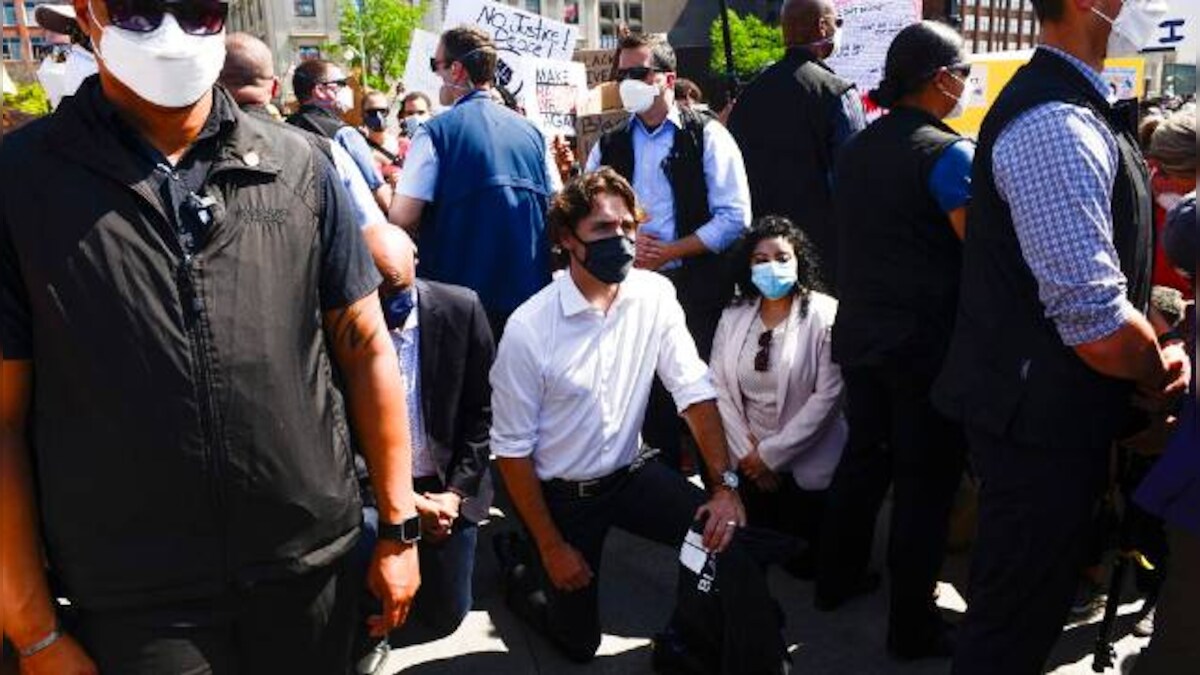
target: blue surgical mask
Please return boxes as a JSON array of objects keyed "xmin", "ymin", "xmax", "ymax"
[
  {"xmin": 751, "ymin": 260, "xmax": 798, "ymax": 300},
  {"xmin": 382, "ymin": 287, "xmax": 415, "ymax": 329}
]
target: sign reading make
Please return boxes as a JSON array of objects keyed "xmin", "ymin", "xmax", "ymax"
[{"xmin": 445, "ymin": 0, "xmax": 579, "ymax": 61}]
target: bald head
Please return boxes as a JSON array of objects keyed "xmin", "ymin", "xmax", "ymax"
[
  {"xmin": 363, "ymin": 225, "xmax": 417, "ymax": 293},
  {"xmin": 782, "ymin": 0, "xmax": 836, "ymax": 49},
  {"xmin": 220, "ymin": 33, "xmax": 276, "ymax": 105}
]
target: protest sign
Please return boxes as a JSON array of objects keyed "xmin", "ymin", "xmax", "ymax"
[
  {"xmin": 826, "ymin": 0, "xmax": 921, "ymax": 95},
  {"xmin": 575, "ymin": 109, "xmax": 628, "ymax": 162},
  {"xmin": 401, "ymin": 28, "xmax": 444, "ymax": 110},
  {"xmin": 445, "ymin": 0, "xmax": 578, "ymax": 60},
  {"xmin": 574, "ymin": 49, "xmax": 615, "ymax": 88},
  {"xmin": 946, "ymin": 50, "xmax": 1145, "ymax": 138},
  {"xmin": 531, "ymin": 57, "xmax": 588, "ymax": 136}
]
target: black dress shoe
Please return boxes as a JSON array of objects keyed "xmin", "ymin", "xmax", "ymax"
[
  {"xmin": 887, "ymin": 622, "xmax": 957, "ymax": 661},
  {"xmin": 814, "ymin": 572, "xmax": 881, "ymax": 612}
]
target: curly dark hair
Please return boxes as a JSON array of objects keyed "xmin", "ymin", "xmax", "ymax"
[{"xmin": 732, "ymin": 215, "xmax": 823, "ymax": 316}]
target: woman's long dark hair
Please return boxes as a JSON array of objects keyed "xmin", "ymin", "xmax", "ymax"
[{"xmin": 732, "ymin": 215, "xmax": 822, "ymax": 317}]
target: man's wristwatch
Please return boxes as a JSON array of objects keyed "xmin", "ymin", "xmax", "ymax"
[
  {"xmin": 719, "ymin": 470, "xmax": 740, "ymax": 491},
  {"xmin": 378, "ymin": 515, "xmax": 421, "ymax": 544}
]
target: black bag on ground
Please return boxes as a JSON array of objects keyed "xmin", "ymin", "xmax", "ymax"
[{"xmin": 652, "ymin": 519, "xmax": 801, "ymax": 675}]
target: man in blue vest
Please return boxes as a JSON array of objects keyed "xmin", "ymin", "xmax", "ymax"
[
  {"xmin": 389, "ymin": 26, "xmax": 557, "ymax": 337},
  {"xmin": 932, "ymin": 0, "xmax": 1187, "ymax": 672}
]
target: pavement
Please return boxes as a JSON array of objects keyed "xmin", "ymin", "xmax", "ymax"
[{"xmin": 377, "ymin": 490, "xmax": 1153, "ymax": 675}]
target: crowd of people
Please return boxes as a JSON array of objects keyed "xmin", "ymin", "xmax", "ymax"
[{"xmin": 0, "ymin": 0, "xmax": 1195, "ymax": 674}]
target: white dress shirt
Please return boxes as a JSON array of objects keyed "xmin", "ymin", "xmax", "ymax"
[{"xmin": 490, "ymin": 269, "xmax": 717, "ymax": 481}]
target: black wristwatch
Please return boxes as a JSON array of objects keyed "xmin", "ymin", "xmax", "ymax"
[
  {"xmin": 378, "ymin": 515, "xmax": 421, "ymax": 544},
  {"xmin": 1158, "ymin": 328, "xmax": 1185, "ymax": 347}
]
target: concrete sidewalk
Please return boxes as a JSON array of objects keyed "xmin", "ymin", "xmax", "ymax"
[{"xmin": 380, "ymin": 504, "xmax": 1150, "ymax": 675}]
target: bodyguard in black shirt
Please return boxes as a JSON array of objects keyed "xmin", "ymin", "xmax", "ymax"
[
  {"xmin": 819, "ymin": 22, "xmax": 974, "ymax": 660},
  {"xmin": 0, "ymin": 1, "xmax": 420, "ymax": 672}
]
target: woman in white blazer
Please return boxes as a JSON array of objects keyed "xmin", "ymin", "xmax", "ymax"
[{"xmin": 710, "ymin": 216, "xmax": 847, "ymax": 574}]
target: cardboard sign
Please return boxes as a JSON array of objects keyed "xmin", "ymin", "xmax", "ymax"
[
  {"xmin": 445, "ymin": 0, "xmax": 578, "ymax": 60},
  {"xmin": 401, "ymin": 28, "xmax": 445, "ymax": 111},
  {"xmin": 575, "ymin": 109, "xmax": 628, "ymax": 162},
  {"xmin": 826, "ymin": 0, "xmax": 921, "ymax": 94},
  {"xmin": 574, "ymin": 48, "xmax": 615, "ymax": 88},
  {"xmin": 531, "ymin": 58, "xmax": 588, "ymax": 136}
]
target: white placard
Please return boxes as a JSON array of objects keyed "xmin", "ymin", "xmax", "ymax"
[
  {"xmin": 530, "ymin": 57, "xmax": 588, "ymax": 136},
  {"xmin": 445, "ymin": 0, "xmax": 579, "ymax": 61},
  {"xmin": 494, "ymin": 53, "xmax": 540, "ymax": 120},
  {"xmin": 401, "ymin": 28, "xmax": 445, "ymax": 110},
  {"xmin": 826, "ymin": 0, "xmax": 921, "ymax": 95}
]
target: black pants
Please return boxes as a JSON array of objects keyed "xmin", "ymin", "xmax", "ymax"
[
  {"xmin": 816, "ymin": 363, "xmax": 966, "ymax": 644},
  {"xmin": 952, "ymin": 427, "xmax": 1108, "ymax": 675},
  {"xmin": 504, "ymin": 460, "xmax": 707, "ymax": 662},
  {"xmin": 76, "ymin": 554, "xmax": 362, "ymax": 675},
  {"xmin": 740, "ymin": 472, "xmax": 825, "ymax": 569}
]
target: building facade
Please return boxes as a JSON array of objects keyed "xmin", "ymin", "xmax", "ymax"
[
  {"xmin": 227, "ymin": 0, "xmax": 344, "ymax": 91},
  {"xmin": 2, "ymin": 0, "xmax": 61, "ymax": 81}
]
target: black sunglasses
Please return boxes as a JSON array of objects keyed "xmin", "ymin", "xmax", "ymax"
[
  {"xmin": 101, "ymin": 0, "xmax": 228, "ymax": 36},
  {"xmin": 429, "ymin": 57, "xmax": 447, "ymax": 73},
  {"xmin": 617, "ymin": 66, "xmax": 659, "ymax": 81},
  {"xmin": 321, "ymin": 78, "xmax": 349, "ymax": 88},
  {"xmin": 754, "ymin": 330, "xmax": 773, "ymax": 372}
]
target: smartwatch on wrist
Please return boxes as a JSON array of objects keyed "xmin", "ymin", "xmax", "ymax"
[{"xmin": 378, "ymin": 514, "xmax": 421, "ymax": 544}]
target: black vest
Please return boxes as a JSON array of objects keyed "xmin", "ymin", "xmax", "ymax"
[
  {"xmin": 286, "ymin": 103, "xmax": 348, "ymax": 140},
  {"xmin": 932, "ymin": 49, "xmax": 1154, "ymax": 450},
  {"xmin": 832, "ymin": 107, "xmax": 963, "ymax": 374},
  {"xmin": 597, "ymin": 107, "xmax": 734, "ymax": 314}
]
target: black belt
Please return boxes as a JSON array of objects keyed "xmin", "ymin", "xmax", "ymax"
[{"xmin": 543, "ymin": 466, "xmax": 631, "ymax": 499}]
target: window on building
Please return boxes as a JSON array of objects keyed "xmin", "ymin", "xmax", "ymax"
[
  {"xmin": 23, "ymin": 0, "xmax": 36, "ymax": 25},
  {"xmin": 2, "ymin": 36, "xmax": 20, "ymax": 60},
  {"xmin": 523, "ymin": 0, "xmax": 540, "ymax": 13},
  {"xmin": 1, "ymin": 2, "xmax": 14, "ymax": 25},
  {"xmin": 31, "ymin": 35, "xmax": 51, "ymax": 59},
  {"xmin": 562, "ymin": 0, "xmax": 577, "ymax": 24},
  {"xmin": 298, "ymin": 45, "xmax": 321, "ymax": 61},
  {"xmin": 294, "ymin": 0, "xmax": 315, "ymax": 17}
]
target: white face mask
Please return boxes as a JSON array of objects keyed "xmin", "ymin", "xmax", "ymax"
[
  {"xmin": 90, "ymin": 8, "xmax": 225, "ymax": 108},
  {"xmin": 619, "ymin": 78, "xmax": 660, "ymax": 115},
  {"xmin": 333, "ymin": 84, "xmax": 355, "ymax": 114},
  {"xmin": 1091, "ymin": 0, "xmax": 1169, "ymax": 58},
  {"xmin": 402, "ymin": 113, "xmax": 430, "ymax": 137},
  {"xmin": 938, "ymin": 71, "xmax": 968, "ymax": 120}
]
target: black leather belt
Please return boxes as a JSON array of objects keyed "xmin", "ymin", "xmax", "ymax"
[{"xmin": 543, "ymin": 466, "xmax": 631, "ymax": 499}]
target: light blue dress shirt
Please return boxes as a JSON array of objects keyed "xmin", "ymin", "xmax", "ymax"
[
  {"xmin": 390, "ymin": 288, "xmax": 435, "ymax": 478},
  {"xmin": 334, "ymin": 125, "xmax": 385, "ymax": 192},
  {"xmin": 992, "ymin": 46, "xmax": 1132, "ymax": 347},
  {"xmin": 585, "ymin": 106, "xmax": 752, "ymax": 270}
]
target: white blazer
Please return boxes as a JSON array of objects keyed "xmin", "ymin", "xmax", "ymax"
[{"xmin": 710, "ymin": 292, "xmax": 847, "ymax": 491}]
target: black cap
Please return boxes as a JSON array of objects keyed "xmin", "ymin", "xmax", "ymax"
[{"xmin": 1162, "ymin": 194, "xmax": 1196, "ymax": 278}]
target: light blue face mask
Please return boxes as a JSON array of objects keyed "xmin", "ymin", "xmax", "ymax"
[{"xmin": 751, "ymin": 260, "xmax": 798, "ymax": 300}]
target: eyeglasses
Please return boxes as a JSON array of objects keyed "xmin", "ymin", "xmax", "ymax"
[
  {"xmin": 754, "ymin": 330, "xmax": 773, "ymax": 372},
  {"xmin": 429, "ymin": 57, "xmax": 448, "ymax": 73},
  {"xmin": 321, "ymin": 78, "xmax": 349, "ymax": 88},
  {"xmin": 945, "ymin": 63, "xmax": 973, "ymax": 78},
  {"xmin": 100, "ymin": 0, "xmax": 228, "ymax": 36},
  {"xmin": 616, "ymin": 66, "xmax": 659, "ymax": 81}
]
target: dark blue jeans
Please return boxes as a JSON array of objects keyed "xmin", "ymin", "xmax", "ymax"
[{"xmin": 356, "ymin": 483, "xmax": 477, "ymax": 645}]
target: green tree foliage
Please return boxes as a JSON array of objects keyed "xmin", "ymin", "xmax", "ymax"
[
  {"xmin": 334, "ymin": 0, "xmax": 427, "ymax": 91},
  {"xmin": 2, "ymin": 81, "xmax": 51, "ymax": 116},
  {"xmin": 709, "ymin": 10, "xmax": 784, "ymax": 81}
]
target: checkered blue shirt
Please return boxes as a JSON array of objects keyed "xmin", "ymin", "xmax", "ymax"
[{"xmin": 992, "ymin": 46, "xmax": 1136, "ymax": 347}]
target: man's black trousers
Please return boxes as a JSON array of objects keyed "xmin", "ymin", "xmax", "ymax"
[
  {"xmin": 503, "ymin": 460, "xmax": 710, "ymax": 662},
  {"xmin": 951, "ymin": 427, "xmax": 1108, "ymax": 675},
  {"xmin": 75, "ymin": 553, "xmax": 362, "ymax": 674},
  {"xmin": 816, "ymin": 363, "xmax": 966, "ymax": 645}
]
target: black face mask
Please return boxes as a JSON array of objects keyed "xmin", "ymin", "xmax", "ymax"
[
  {"xmin": 363, "ymin": 110, "xmax": 387, "ymax": 132},
  {"xmin": 573, "ymin": 233, "xmax": 636, "ymax": 284}
]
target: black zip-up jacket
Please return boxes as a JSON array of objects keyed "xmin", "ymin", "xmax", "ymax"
[{"xmin": 0, "ymin": 80, "xmax": 379, "ymax": 610}]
